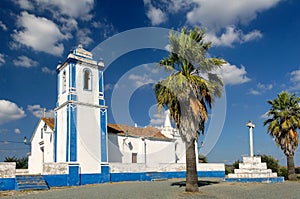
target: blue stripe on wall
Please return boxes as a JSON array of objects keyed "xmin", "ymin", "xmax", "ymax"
[
  {"xmin": 0, "ymin": 178, "xmax": 15, "ymax": 191},
  {"xmin": 99, "ymin": 71, "xmax": 103, "ymax": 93},
  {"xmin": 41, "ymin": 170, "xmax": 224, "ymax": 188},
  {"xmin": 66, "ymin": 105, "xmax": 69, "ymax": 162},
  {"xmin": 100, "ymin": 109, "xmax": 107, "ymax": 162},
  {"xmin": 71, "ymin": 62, "xmax": 76, "ymax": 89},
  {"xmin": 70, "ymin": 105, "xmax": 77, "ymax": 162},
  {"xmin": 68, "ymin": 94, "xmax": 77, "ymax": 101}
]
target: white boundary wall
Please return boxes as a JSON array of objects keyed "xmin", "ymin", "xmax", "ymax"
[{"xmin": 110, "ymin": 163, "xmax": 225, "ymax": 173}]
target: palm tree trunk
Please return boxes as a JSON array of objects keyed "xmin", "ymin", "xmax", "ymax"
[
  {"xmin": 287, "ymin": 155, "xmax": 296, "ymax": 180},
  {"xmin": 185, "ymin": 140, "xmax": 199, "ymax": 192}
]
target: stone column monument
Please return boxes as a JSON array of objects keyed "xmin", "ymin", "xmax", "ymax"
[
  {"xmin": 246, "ymin": 121, "xmax": 255, "ymax": 157},
  {"xmin": 225, "ymin": 121, "xmax": 284, "ymax": 183}
]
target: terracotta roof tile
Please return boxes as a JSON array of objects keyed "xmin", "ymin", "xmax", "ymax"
[
  {"xmin": 107, "ymin": 123, "xmax": 171, "ymax": 140},
  {"xmin": 38, "ymin": 119, "xmax": 171, "ymax": 141},
  {"xmin": 41, "ymin": 118, "xmax": 55, "ymax": 130}
]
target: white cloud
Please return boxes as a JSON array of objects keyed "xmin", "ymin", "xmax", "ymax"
[
  {"xmin": 91, "ymin": 19, "xmax": 115, "ymax": 38},
  {"xmin": 13, "ymin": 55, "xmax": 38, "ymax": 68},
  {"xmin": 0, "ymin": 53, "xmax": 5, "ymax": 66},
  {"xmin": 206, "ymin": 26, "xmax": 262, "ymax": 47},
  {"xmin": 289, "ymin": 69, "xmax": 300, "ymax": 90},
  {"xmin": 12, "ymin": 12, "xmax": 67, "ymax": 56},
  {"xmin": 186, "ymin": 0, "xmax": 281, "ymax": 31},
  {"xmin": 257, "ymin": 83, "xmax": 273, "ymax": 90},
  {"xmin": 77, "ymin": 29, "xmax": 93, "ymax": 46},
  {"xmin": 14, "ymin": 128, "xmax": 21, "ymax": 134},
  {"xmin": 59, "ymin": 17, "xmax": 78, "ymax": 33},
  {"xmin": 260, "ymin": 112, "xmax": 269, "ymax": 119},
  {"xmin": 290, "ymin": 70, "xmax": 300, "ymax": 83},
  {"xmin": 41, "ymin": 67, "xmax": 56, "ymax": 75},
  {"xmin": 149, "ymin": 112, "xmax": 165, "ymax": 126},
  {"xmin": 0, "ymin": 21, "xmax": 7, "ymax": 31},
  {"xmin": 248, "ymin": 83, "xmax": 273, "ymax": 95},
  {"xmin": 144, "ymin": 0, "xmax": 167, "ymax": 25},
  {"xmin": 148, "ymin": 0, "xmax": 279, "ymax": 46},
  {"xmin": 0, "ymin": 100, "xmax": 26, "ymax": 125},
  {"xmin": 248, "ymin": 89, "xmax": 261, "ymax": 95},
  {"xmin": 27, "ymin": 105, "xmax": 55, "ymax": 118},
  {"xmin": 34, "ymin": 0, "xmax": 94, "ymax": 20},
  {"xmin": 162, "ymin": 0, "xmax": 193, "ymax": 13},
  {"xmin": 128, "ymin": 74, "xmax": 155, "ymax": 87},
  {"xmin": 14, "ymin": 0, "xmax": 34, "ymax": 10},
  {"xmin": 218, "ymin": 63, "xmax": 251, "ymax": 85},
  {"xmin": 104, "ymin": 83, "xmax": 115, "ymax": 91}
]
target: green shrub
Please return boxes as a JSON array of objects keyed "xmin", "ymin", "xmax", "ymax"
[
  {"xmin": 4, "ymin": 156, "xmax": 28, "ymax": 169},
  {"xmin": 295, "ymin": 167, "xmax": 300, "ymax": 174},
  {"xmin": 278, "ymin": 167, "xmax": 288, "ymax": 180},
  {"xmin": 225, "ymin": 165, "xmax": 235, "ymax": 175},
  {"xmin": 232, "ymin": 160, "xmax": 241, "ymax": 169},
  {"xmin": 198, "ymin": 154, "xmax": 208, "ymax": 163},
  {"xmin": 259, "ymin": 154, "xmax": 280, "ymax": 173}
]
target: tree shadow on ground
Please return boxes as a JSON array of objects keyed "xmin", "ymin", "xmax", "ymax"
[{"xmin": 171, "ymin": 180, "xmax": 220, "ymax": 188}]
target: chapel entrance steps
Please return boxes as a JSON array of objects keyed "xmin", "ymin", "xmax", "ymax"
[{"xmin": 15, "ymin": 175, "xmax": 49, "ymax": 191}]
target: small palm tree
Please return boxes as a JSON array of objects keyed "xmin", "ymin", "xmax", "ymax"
[
  {"xmin": 154, "ymin": 27, "xmax": 225, "ymax": 192},
  {"xmin": 264, "ymin": 91, "xmax": 300, "ymax": 180}
]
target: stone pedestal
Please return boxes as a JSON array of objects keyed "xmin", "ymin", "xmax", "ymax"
[
  {"xmin": 225, "ymin": 156, "xmax": 284, "ymax": 183},
  {"xmin": 228, "ymin": 157, "xmax": 277, "ymax": 178}
]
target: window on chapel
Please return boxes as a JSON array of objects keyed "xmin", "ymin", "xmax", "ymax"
[{"xmin": 83, "ymin": 69, "xmax": 92, "ymax": 90}]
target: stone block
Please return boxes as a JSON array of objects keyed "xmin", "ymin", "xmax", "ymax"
[
  {"xmin": 239, "ymin": 162, "xmax": 267, "ymax": 169},
  {"xmin": 0, "ymin": 162, "xmax": 16, "ymax": 178},
  {"xmin": 43, "ymin": 163, "xmax": 68, "ymax": 175},
  {"xmin": 243, "ymin": 156, "xmax": 261, "ymax": 164}
]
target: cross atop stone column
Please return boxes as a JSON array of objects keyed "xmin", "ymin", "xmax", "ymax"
[{"xmin": 246, "ymin": 120, "xmax": 255, "ymax": 157}]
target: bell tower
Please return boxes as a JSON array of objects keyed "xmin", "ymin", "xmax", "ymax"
[{"xmin": 54, "ymin": 44, "xmax": 108, "ymax": 174}]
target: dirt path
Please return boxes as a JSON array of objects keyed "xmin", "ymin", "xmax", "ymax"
[{"xmin": 1, "ymin": 178, "xmax": 300, "ymax": 199}]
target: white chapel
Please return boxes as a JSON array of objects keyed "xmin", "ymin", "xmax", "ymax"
[{"xmin": 23, "ymin": 45, "xmax": 224, "ymax": 187}]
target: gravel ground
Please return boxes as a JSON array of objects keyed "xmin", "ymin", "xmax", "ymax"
[{"xmin": 1, "ymin": 178, "xmax": 300, "ymax": 199}]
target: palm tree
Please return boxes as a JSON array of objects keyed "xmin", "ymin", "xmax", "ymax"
[
  {"xmin": 264, "ymin": 91, "xmax": 300, "ymax": 180},
  {"xmin": 154, "ymin": 27, "xmax": 225, "ymax": 192}
]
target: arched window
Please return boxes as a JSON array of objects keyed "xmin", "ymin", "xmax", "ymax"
[
  {"xmin": 83, "ymin": 69, "xmax": 92, "ymax": 90},
  {"xmin": 62, "ymin": 70, "xmax": 66, "ymax": 93}
]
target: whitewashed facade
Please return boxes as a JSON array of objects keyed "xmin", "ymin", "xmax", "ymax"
[
  {"xmin": 28, "ymin": 118, "xmax": 54, "ymax": 174},
  {"xmin": 27, "ymin": 45, "xmax": 207, "ymax": 176}
]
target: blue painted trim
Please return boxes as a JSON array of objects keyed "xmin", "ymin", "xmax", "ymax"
[
  {"xmin": 99, "ymin": 99, "xmax": 105, "ymax": 106},
  {"xmin": 54, "ymin": 113, "xmax": 57, "ymax": 162},
  {"xmin": 0, "ymin": 178, "xmax": 15, "ymax": 191},
  {"xmin": 100, "ymin": 109, "xmax": 108, "ymax": 162},
  {"xmin": 66, "ymin": 105, "xmax": 69, "ymax": 162},
  {"xmin": 68, "ymin": 94, "xmax": 78, "ymax": 101},
  {"xmin": 42, "ymin": 170, "xmax": 224, "ymax": 188},
  {"xmin": 68, "ymin": 165, "xmax": 80, "ymax": 186},
  {"xmin": 70, "ymin": 105, "xmax": 77, "ymax": 162},
  {"xmin": 43, "ymin": 175, "xmax": 68, "ymax": 187},
  {"xmin": 224, "ymin": 177, "xmax": 284, "ymax": 183},
  {"xmin": 110, "ymin": 171, "xmax": 225, "ymax": 182},
  {"xmin": 198, "ymin": 171, "xmax": 225, "ymax": 178},
  {"xmin": 99, "ymin": 71, "xmax": 103, "ymax": 93},
  {"xmin": 71, "ymin": 62, "xmax": 76, "ymax": 90},
  {"xmin": 80, "ymin": 174, "xmax": 102, "ymax": 185},
  {"xmin": 100, "ymin": 165, "xmax": 110, "ymax": 183}
]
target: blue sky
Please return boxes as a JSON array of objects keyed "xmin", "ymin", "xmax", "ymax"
[{"xmin": 0, "ymin": 0, "xmax": 300, "ymax": 166}]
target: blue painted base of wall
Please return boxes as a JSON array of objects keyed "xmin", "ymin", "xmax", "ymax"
[
  {"xmin": 223, "ymin": 177, "xmax": 285, "ymax": 183},
  {"xmin": 0, "ymin": 178, "xmax": 15, "ymax": 191},
  {"xmin": 111, "ymin": 171, "xmax": 225, "ymax": 183},
  {"xmin": 0, "ymin": 170, "xmax": 225, "ymax": 190}
]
